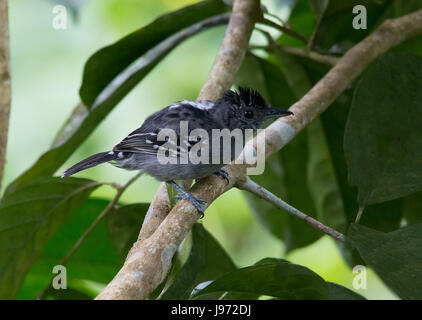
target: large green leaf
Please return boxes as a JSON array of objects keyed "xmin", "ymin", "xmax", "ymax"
[
  {"xmin": 191, "ymin": 258, "xmax": 330, "ymax": 300},
  {"xmin": 349, "ymin": 223, "xmax": 422, "ymax": 299},
  {"xmin": 298, "ymin": 55, "xmax": 405, "ymax": 265},
  {"xmin": 18, "ymin": 198, "xmax": 125, "ymax": 299},
  {"xmin": 0, "ymin": 178, "xmax": 100, "ymax": 299},
  {"xmin": 79, "ymin": 0, "xmax": 228, "ymax": 107},
  {"xmin": 327, "ymin": 282, "xmax": 366, "ymax": 300},
  {"xmin": 160, "ymin": 224, "xmax": 236, "ymax": 300},
  {"xmin": 345, "ymin": 53, "xmax": 422, "ymax": 206},
  {"xmin": 313, "ymin": 0, "xmax": 391, "ymax": 52},
  {"xmin": 277, "ymin": 0, "xmax": 314, "ymax": 48},
  {"xmin": 403, "ymin": 192, "xmax": 422, "ymax": 224},
  {"xmin": 105, "ymin": 203, "xmax": 149, "ymax": 263},
  {"xmin": 4, "ymin": 1, "xmax": 229, "ymax": 196}
]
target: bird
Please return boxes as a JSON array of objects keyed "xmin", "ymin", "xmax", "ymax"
[{"xmin": 62, "ymin": 87, "xmax": 293, "ymax": 216}]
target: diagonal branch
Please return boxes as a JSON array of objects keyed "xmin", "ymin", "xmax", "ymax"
[
  {"xmin": 97, "ymin": 7, "xmax": 422, "ymax": 300},
  {"xmin": 238, "ymin": 177, "xmax": 346, "ymax": 242},
  {"xmin": 0, "ymin": 0, "xmax": 10, "ymax": 193}
]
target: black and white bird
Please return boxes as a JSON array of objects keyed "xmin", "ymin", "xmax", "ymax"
[{"xmin": 62, "ymin": 87, "xmax": 293, "ymax": 216}]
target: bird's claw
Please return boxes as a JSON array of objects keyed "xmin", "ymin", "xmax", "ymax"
[
  {"xmin": 174, "ymin": 193, "xmax": 207, "ymax": 218},
  {"xmin": 214, "ymin": 169, "xmax": 229, "ymax": 184}
]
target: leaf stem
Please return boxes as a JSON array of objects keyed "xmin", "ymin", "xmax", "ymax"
[
  {"xmin": 355, "ymin": 206, "xmax": 364, "ymax": 223},
  {"xmin": 258, "ymin": 17, "xmax": 308, "ymax": 44}
]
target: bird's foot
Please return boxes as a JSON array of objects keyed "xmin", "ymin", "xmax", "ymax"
[
  {"xmin": 167, "ymin": 180, "xmax": 207, "ymax": 218},
  {"xmin": 174, "ymin": 192, "xmax": 207, "ymax": 218},
  {"xmin": 214, "ymin": 169, "xmax": 229, "ymax": 184}
]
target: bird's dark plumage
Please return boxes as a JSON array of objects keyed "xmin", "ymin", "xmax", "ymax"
[{"xmin": 62, "ymin": 87, "xmax": 293, "ymax": 215}]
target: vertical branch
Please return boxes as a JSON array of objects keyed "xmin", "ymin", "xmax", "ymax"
[
  {"xmin": 0, "ymin": 0, "xmax": 10, "ymax": 192},
  {"xmin": 198, "ymin": 0, "xmax": 261, "ymax": 100}
]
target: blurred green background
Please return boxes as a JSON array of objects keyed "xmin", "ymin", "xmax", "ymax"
[{"xmin": 4, "ymin": 0, "xmax": 396, "ymax": 299}]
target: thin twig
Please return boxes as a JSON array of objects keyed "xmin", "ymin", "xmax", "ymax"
[
  {"xmin": 258, "ymin": 17, "xmax": 308, "ymax": 45},
  {"xmin": 238, "ymin": 177, "xmax": 346, "ymax": 242},
  {"xmin": 251, "ymin": 44, "xmax": 339, "ymax": 66},
  {"xmin": 355, "ymin": 206, "xmax": 364, "ymax": 223},
  {"xmin": 252, "ymin": 27, "xmax": 339, "ymax": 66},
  {"xmin": 36, "ymin": 172, "xmax": 142, "ymax": 300}
]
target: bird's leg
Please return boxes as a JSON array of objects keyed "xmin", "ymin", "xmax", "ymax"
[
  {"xmin": 214, "ymin": 169, "xmax": 229, "ymax": 184},
  {"xmin": 167, "ymin": 180, "xmax": 207, "ymax": 218}
]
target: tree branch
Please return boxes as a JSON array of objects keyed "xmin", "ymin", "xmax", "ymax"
[
  {"xmin": 238, "ymin": 177, "xmax": 346, "ymax": 242},
  {"xmin": 0, "ymin": 0, "xmax": 10, "ymax": 193},
  {"xmin": 97, "ymin": 7, "xmax": 422, "ymax": 300},
  {"xmin": 96, "ymin": 0, "xmax": 261, "ymax": 300}
]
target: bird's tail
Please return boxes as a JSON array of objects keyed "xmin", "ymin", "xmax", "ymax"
[{"xmin": 62, "ymin": 151, "xmax": 117, "ymax": 178}]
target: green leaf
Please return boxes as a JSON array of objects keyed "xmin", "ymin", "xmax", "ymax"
[
  {"xmin": 18, "ymin": 198, "xmax": 122, "ymax": 299},
  {"xmin": 308, "ymin": 0, "xmax": 330, "ymax": 21},
  {"xmin": 4, "ymin": 1, "xmax": 229, "ymax": 196},
  {"xmin": 42, "ymin": 287, "xmax": 92, "ymax": 300},
  {"xmin": 191, "ymin": 258, "xmax": 330, "ymax": 300},
  {"xmin": 307, "ymin": 118, "xmax": 348, "ymax": 233},
  {"xmin": 0, "ymin": 178, "xmax": 100, "ymax": 299},
  {"xmin": 79, "ymin": 0, "xmax": 228, "ymax": 107},
  {"xmin": 313, "ymin": 0, "xmax": 391, "ymax": 51},
  {"xmin": 278, "ymin": 0, "xmax": 314, "ymax": 48},
  {"xmin": 308, "ymin": 0, "xmax": 330, "ymax": 44},
  {"xmin": 160, "ymin": 224, "xmax": 235, "ymax": 300},
  {"xmin": 349, "ymin": 223, "xmax": 422, "ymax": 299},
  {"xmin": 236, "ymin": 53, "xmax": 296, "ymax": 108},
  {"xmin": 403, "ymin": 192, "xmax": 422, "ymax": 224},
  {"xmin": 327, "ymin": 282, "xmax": 366, "ymax": 300},
  {"xmin": 345, "ymin": 53, "xmax": 422, "ymax": 206},
  {"xmin": 105, "ymin": 203, "xmax": 149, "ymax": 263}
]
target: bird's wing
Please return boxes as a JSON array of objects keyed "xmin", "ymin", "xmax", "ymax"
[{"xmin": 113, "ymin": 101, "xmax": 214, "ymax": 157}]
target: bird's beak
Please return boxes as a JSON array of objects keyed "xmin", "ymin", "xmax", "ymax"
[{"xmin": 266, "ymin": 107, "xmax": 293, "ymax": 119}]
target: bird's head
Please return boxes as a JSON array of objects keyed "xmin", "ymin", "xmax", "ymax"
[{"xmin": 219, "ymin": 87, "xmax": 293, "ymax": 130}]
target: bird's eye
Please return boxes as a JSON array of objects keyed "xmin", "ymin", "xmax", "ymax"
[{"xmin": 244, "ymin": 110, "xmax": 254, "ymax": 119}]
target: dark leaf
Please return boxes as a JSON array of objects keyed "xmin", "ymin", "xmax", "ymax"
[
  {"xmin": 345, "ymin": 53, "xmax": 422, "ymax": 206},
  {"xmin": 191, "ymin": 258, "xmax": 329, "ymax": 300},
  {"xmin": 403, "ymin": 192, "xmax": 422, "ymax": 224},
  {"xmin": 161, "ymin": 224, "xmax": 235, "ymax": 300},
  {"xmin": 314, "ymin": 0, "xmax": 391, "ymax": 52},
  {"xmin": 18, "ymin": 198, "xmax": 124, "ymax": 299},
  {"xmin": 105, "ymin": 203, "xmax": 149, "ymax": 263},
  {"xmin": 349, "ymin": 223, "xmax": 422, "ymax": 299},
  {"xmin": 79, "ymin": 0, "xmax": 228, "ymax": 107},
  {"xmin": 43, "ymin": 287, "xmax": 92, "ymax": 300},
  {"xmin": 0, "ymin": 178, "xmax": 100, "ymax": 299},
  {"xmin": 327, "ymin": 282, "xmax": 366, "ymax": 300}
]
